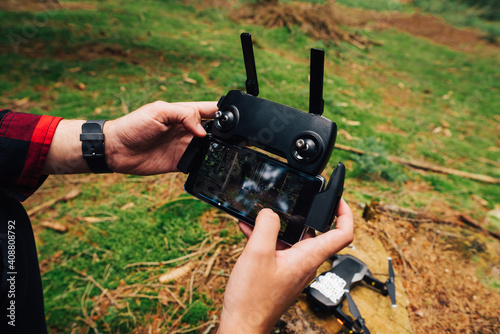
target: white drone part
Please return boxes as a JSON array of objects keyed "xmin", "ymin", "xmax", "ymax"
[{"xmin": 310, "ymin": 272, "xmax": 347, "ymax": 305}]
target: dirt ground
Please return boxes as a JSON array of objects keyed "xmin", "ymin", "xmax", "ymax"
[
  {"xmin": 357, "ymin": 201, "xmax": 500, "ymax": 334},
  {"xmin": 227, "ymin": 1, "xmax": 499, "ymax": 54},
  {"xmin": 186, "ymin": 197, "xmax": 500, "ymax": 334},
  {"xmin": 202, "ymin": 199, "xmax": 500, "ymax": 334}
]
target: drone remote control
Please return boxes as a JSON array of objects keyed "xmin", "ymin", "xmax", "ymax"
[{"xmin": 178, "ymin": 33, "xmax": 345, "ymax": 243}]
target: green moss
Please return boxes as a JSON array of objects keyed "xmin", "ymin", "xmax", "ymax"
[{"xmin": 182, "ymin": 301, "xmax": 209, "ymax": 325}]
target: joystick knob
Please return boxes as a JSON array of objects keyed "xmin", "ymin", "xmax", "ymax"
[
  {"xmin": 214, "ymin": 105, "xmax": 239, "ymax": 132},
  {"xmin": 292, "ymin": 134, "xmax": 322, "ymax": 162},
  {"xmin": 295, "ymin": 138, "xmax": 317, "ymax": 158},
  {"xmin": 295, "ymin": 139, "xmax": 308, "ymax": 150}
]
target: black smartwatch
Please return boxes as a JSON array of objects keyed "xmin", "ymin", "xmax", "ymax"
[{"xmin": 80, "ymin": 120, "xmax": 112, "ymax": 173}]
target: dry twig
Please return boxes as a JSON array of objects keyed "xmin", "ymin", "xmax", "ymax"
[
  {"xmin": 27, "ymin": 188, "xmax": 81, "ymax": 216},
  {"xmin": 73, "ymin": 269, "xmax": 121, "ymax": 308},
  {"xmin": 365, "ymin": 221, "xmax": 420, "ymax": 277},
  {"xmin": 204, "ymin": 246, "xmax": 222, "ymax": 278},
  {"xmin": 163, "ymin": 287, "xmax": 187, "ymax": 309}
]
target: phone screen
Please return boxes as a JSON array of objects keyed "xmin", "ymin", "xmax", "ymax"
[{"xmin": 184, "ymin": 136, "xmax": 324, "ymax": 244}]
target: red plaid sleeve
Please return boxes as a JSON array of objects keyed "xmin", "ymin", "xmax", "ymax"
[{"xmin": 0, "ymin": 110, "xmax": 63, "ymax": 201}]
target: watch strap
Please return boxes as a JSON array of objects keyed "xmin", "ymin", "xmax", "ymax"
[{"xmin": 80, "ymin": 120, "xmax": 112, "ymax": 173}]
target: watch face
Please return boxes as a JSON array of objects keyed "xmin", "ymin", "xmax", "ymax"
[
  {"xmin": 310, "ymin": 272, "xmax": 347, "ymax": 305},
  {"xmin": 81, "ymin": 120, "xmax": 112, "ymax": 173}
]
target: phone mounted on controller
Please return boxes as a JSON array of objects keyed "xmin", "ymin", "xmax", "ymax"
[{"xmin": 178, "ymin": 33, "xmax": 345, "ymax": 244}]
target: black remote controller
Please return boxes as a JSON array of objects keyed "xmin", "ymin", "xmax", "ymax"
[{"xmin": 178, "ymin": 33, "xmax": 345, "ymax": 242}]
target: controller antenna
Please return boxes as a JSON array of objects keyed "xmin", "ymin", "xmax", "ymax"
[
  {"xmin": 241, "ymin": 33, "xmax": 259, "ymax": 97},
  {"xmin": 309, "ymin": 48, "xmax": 324, "ymax": 115}
]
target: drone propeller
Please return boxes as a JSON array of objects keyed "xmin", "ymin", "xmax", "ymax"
[
  {"xmin": 387, "ymin": 257, "xmax": 397, "ymax": 308},
  {"xmin": 344, "ymin": 290, "xmax": 371, "ymax": 334}
]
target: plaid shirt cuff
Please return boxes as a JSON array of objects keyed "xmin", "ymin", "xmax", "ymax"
[{"xmin": 0, "ymin": 110, "xmax": 63, "ymax": 201}]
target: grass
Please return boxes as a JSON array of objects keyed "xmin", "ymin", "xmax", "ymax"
[
  {"xmin": 38, "ymin": 177, "xmax": 209, "ymax": 330},
  {"xmin": 34, "ymin": 172, "xmax": 244, "ymax": 332},
  {"xmin": 1, "ymin": 0, "xmax": 499, "ymax": 332},
  {"xmin": 335, "ymin": 0, "xmax": 407, "ymax": 12}
]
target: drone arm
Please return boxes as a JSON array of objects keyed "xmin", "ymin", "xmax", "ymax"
[
  {"xmin": 364, "ymin": 258, "xmax": 397, "ymax": 308},
  {"xmin": 333, "ymin": 304, "xmax": 358, "ymax": 332},
  {"xmin": 344, "ymin": 290, "xmax": 371, "ymax": 334},
  {"xmin": 363, "ymin": 271, "xmax": 388, "ymax": 295}
]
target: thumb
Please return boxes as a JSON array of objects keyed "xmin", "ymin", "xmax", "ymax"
[{"xmin": 245, "ymin": 209, "xmax": 281, "ymax": 257}]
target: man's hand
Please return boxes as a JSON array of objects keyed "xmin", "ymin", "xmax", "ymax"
[
  {"xmin": 104, "ymin": 101, "xmax": 217, "ymax": 174},
  {"xmin": 42, "ymin": 101, "xmax": 217, "ymax": 175},
  {"xmin": 218, "ymin": 198, "xmax": 354, "ymax": 334}
]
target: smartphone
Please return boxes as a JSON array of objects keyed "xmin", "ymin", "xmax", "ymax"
[{"xmin": 184, "ymin": 136, "xmax": 325, "ymax": 244}]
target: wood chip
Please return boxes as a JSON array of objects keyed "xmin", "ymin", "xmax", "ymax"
[
  {"xmin": 183, "ymin": 75, "xmax": 197, "ymax": 84},
  {"xmin": 346, "ymin": 120, "xmax": 361, "ymax": 126},
  {"xmin": 432, "ymin": 126, "xmax": 443, "ymax": 134},
  {"xmin": 120, "ymin": 202, "xmax": 135, "ymax": 210},
  {"xmin": 82, "ymin": 216, "xmax": 117, "ymax": 223},
  {"xmin": 14, "ymin": 97, "xmax": 30, "ymax": 106},
  {"xmin": 338, "ymin": 89, "xmax": 356, "ymax": 97},
  {"xmin": 159, "ymin": 261, "xmax": 197, "ymax": 283},
  {"xmin": 63, "ymin": 188, "xmax": 82, "ymax": 201},
  {"xmin": 41, "ymin": 221, "xmax": 68, "ymax": 232},
  {"xmin": 440, "ymin": 119, "xmax": 450, "ymax": 128},
  {"xmin": 338, "ymin": 129, "xmax": 355, "ymax": 141}
]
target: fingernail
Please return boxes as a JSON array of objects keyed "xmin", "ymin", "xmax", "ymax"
[{"xmin": 197, "ymin": 123, "xmax": 206, "ymax": 135}]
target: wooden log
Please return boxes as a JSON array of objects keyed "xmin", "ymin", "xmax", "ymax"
[
  {"xmin": 459, "ymin": 214, "xmax": 500, "ymax": 240},
  {"xmin": 335, "ymin": 143, "xmax": 500, "ymax": 185},
  {"xmin": 389, "ymin": 156, "xmax": 500, "ymax": 185}
]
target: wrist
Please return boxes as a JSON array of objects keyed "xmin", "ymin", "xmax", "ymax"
[
  {"xmin": 43, "ymin": 120, "xmax": 90, "ymax": 174},
  {"xmin": 218, "ymin": 305, "xmax": 274, "ymax": 334},
  {"xmin": 102, "ymin": 120, "xmax": 118, "ymax": 173}
]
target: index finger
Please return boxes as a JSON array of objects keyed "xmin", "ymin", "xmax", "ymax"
[
  {"xmin": 315, "ymin": 198, "xmax": 354, "ymax": 259},
  {"xmin": 173, "ymin": 101, "xmax": 218, "ymax": 119},
  {"xmin": 334, "ymin": 198, "xmax": 354, "ymax": 236},
  {"xmin": 158, "ymin": 101, "xmax": 217, "ymax": 137}
]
